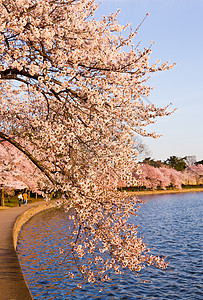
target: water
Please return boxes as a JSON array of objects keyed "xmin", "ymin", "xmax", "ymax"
[{"xmin": 17, "ymin": 192, "xmax": 203, "ymax": 299}]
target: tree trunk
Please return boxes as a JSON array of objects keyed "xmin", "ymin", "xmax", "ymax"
[{"xmin": 0, "ymin": 187, "xmax": 5, "ymax": 207}]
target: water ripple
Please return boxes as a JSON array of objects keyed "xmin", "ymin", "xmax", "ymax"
[{"xmin": 18, "ymin": 192, "xmax": 203, "ymax": 299}]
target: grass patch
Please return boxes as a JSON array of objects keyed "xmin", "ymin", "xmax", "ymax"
[{"xmin": 2, "ymin": 195, "xmax": 43, "ymax": 208}]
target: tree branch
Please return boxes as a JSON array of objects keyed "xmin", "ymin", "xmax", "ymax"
[
  {"xmin": 0, "ymin": 131, "xmax": 57, "ymax": 185},
  {"xmin": 0, "ymin": 68, "xmax": 39, "ymax": 80}
]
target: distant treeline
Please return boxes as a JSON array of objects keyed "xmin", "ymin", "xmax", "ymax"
[{"xmin": 127, "ymin": 156, "xmax": 203, "ymax": 191}]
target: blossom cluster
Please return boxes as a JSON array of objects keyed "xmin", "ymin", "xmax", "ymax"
[
  {"xmin": 135, "ymin": 163, "xmax": 203, "ymax": 190},
  {"xmin": 0, "ymin": 0, "xmax": 175, "ymax": 283}
]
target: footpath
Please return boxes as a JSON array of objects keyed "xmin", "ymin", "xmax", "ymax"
[{"xmin": 0, "ymin": 201, "xmax": 56, "ymax": 300}]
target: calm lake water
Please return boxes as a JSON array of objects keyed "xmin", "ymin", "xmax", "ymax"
[{"xmin": 17, "ymin": 192, "xmax": 203, "ymax": 299}]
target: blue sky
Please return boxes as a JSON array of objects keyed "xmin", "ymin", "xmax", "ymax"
[{"xmin": 95, "ymin": 0, "xmax": 203, "ymax": 161}]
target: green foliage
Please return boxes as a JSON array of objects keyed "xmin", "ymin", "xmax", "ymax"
[
  {"xmin": 196, "ymin": 160, "xmax": 203, "ymax": 165},
  {"xmin": 3, "ymin": 195, "xmax": 42, "ymax": 207},
  {"xmin": 142, "ymin": 157, "xmax": 163, "ymax": 168},
  {"xmin": 164, "ymin": 156, "xmax": 186, "ymax": 171}
]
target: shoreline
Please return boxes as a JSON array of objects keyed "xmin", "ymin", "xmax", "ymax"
[
  {"xmin": 0, "ymin": 201, "xmax": 56, "ymax": 300},
  {"xmin": 13, "ymin": 201, "xmax": 57, "ymax": 250},
  {"xmin": 1, "ymin": 188, "xmax": 203, "ymax": 210},
  {"xmin": 127, "ymin": 187, "xmax": 203, "ymax": 196}
]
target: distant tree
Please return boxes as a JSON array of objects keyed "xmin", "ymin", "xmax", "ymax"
[
  {"xmin": 181, "ymin": 170, "xmax": 194, "ymax": 185},
  {"xmin": 183, "ymin": 156, "xmax": 196, "ymax": 166},
  {"xmin": 138, "ymin": 164, "xmax": 163, "ymax": 190},
  {"xmin": 142, "ymin": 157, "xmax": 152, "ymax": 164},
  {"xmin": 138, "ymin": 164, "xmax": 183, "ymax": 190},
  {"xmin": 164, "ymin": 156, "xmax": 186, "ymax": 171},
  {"xmin": 184, "ymin": 165, "xmax": 203, "ymax": 185},
  {"xmin": 158, "ymin": 167, "xmax": 171, "ymax": 189},
  {"xmin": 166, "ymin": 168, "xmax": 183, "ymax": 189},
  {"xmin": 133, "ymin": 137, "xmax": 151, "ymax": 162},
  {"xmin": 142, "ymin": 157, "xmax": 163, "ymax": 168},
  {"xmin": 195, "ymin": 160, "xmax": 203, "ymax": 165}
]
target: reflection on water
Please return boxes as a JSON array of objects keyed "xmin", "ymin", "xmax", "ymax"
[{"xmin": 17, "ymin": 192, "xmax": 203, "ymax": 299}]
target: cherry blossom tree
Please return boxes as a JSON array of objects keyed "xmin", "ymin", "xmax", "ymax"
[
  {"xmin": 183, "ymin": 155, "xmax": 196, "ymax": 167},
  {"xmin": 0, "ymin": 0, "xmax": 175, "ymax": 283},
  {"xmin": 157, "ymin": 167, "xmax": 171, "ymax": 189},
  {"xmin": 138, "ymin": 164, "xmax": 164, "ymax": 190},
  {"xmin": 183, "ymin": 165, "xmax": 203, "ymax": 185},
  {"xmin": 137, "ymin": 164, "xmax": 183, "ymax": 190},
  {"xmin": 0, "ymin": 141, "xmax": 49, "ymax": 191},
  {"xmin": 167, "ymin": 168, "xmax": 183, "ymax": 189}
]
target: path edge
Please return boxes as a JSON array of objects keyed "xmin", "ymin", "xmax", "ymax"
[
  {"xmin": 13, "ymin": 201, "xmax": 57, "ymax": 250},
  {"xmin": 12, "ymin": 201, "xmax": 57, "ymax": 299}
]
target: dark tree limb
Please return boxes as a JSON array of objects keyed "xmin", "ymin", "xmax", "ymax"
[{"xmin": 0, "ymin": 131, "xmax": 57, "ymax": 185}]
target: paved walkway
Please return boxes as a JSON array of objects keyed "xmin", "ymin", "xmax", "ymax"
[{"xmin": 0, "ymin": 202, "xmax": 44, "ymax": 300}]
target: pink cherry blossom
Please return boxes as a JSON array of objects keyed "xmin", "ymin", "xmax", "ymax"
[
  {"xmin": 0, "ymin": 0, "xmax": 174, "ymax": 283},
  {"xmin": 182, "ymin": 165, "xmax": 203, "ymax": 185},
  {"xmin": 137, "ymin": 164, "xmax": 183, "ymax": 190}
]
